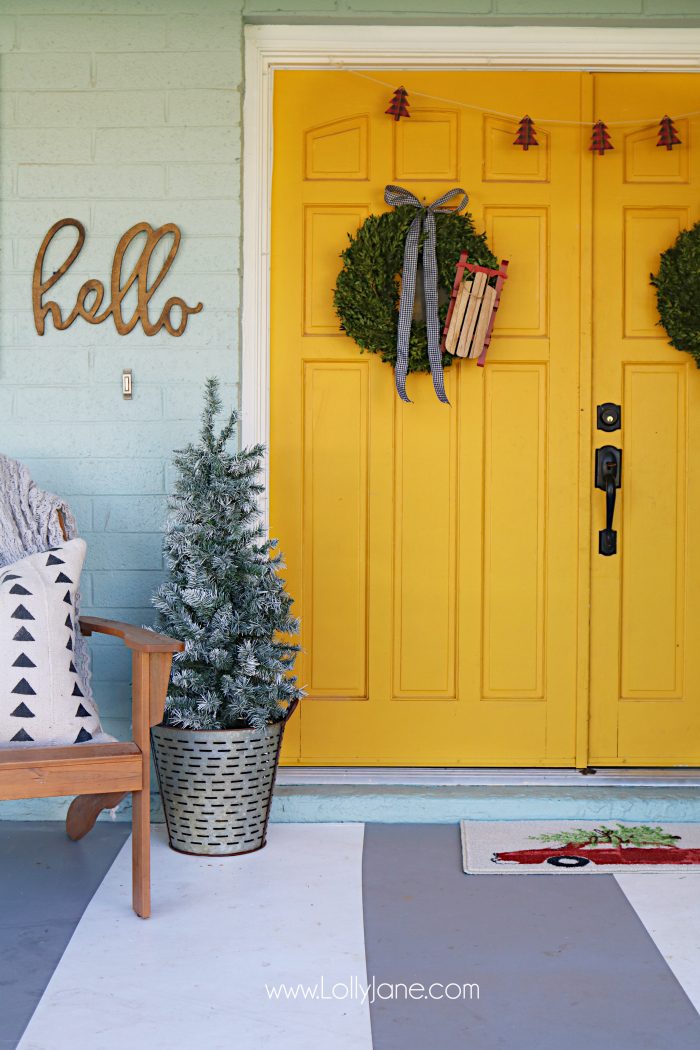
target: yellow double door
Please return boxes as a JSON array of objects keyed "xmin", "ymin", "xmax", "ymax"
[{"xmin": 271, "ymin": 71, "xmax": 700, "ymax": 767}]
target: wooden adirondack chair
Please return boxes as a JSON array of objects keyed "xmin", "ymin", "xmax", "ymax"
[{"xmin": 0, "ymin": 512, "xmax": 183, "ymax": 918}]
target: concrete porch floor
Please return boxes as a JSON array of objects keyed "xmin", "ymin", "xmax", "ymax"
[{"xmin": 1, "ymin": 820, "xmax": 699, "ymax": 1050}]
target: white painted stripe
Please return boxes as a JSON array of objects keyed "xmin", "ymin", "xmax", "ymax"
[
  {"xmin": 18, "ymin": 824, "xmax": 373, "ymax": 1050},
  {"xmin": 615, "ymin": 873, "xmax": 700, "ymax": 1015}
]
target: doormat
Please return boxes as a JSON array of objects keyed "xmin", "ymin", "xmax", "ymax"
[{"xmin": 461, "ymin": 820, "xmax": 700, "ymax": 874}]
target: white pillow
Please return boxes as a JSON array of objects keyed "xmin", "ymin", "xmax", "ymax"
[{"xmin": 0, "ymin": 539, "xmax": 111, "ymax": 747}]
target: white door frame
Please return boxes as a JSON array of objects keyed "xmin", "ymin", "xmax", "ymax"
[
  {"xmin": 242, "ymin": 23, "xmax": 700, "ymax": 777},
  {"xmin": 241, "ymin": 23, "xmax": 700, "ymax": 471}
]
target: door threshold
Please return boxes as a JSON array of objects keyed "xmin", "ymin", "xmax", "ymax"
[{"xmin": 276, "ymin": 767, "xmax": 700, "ymax": 788}]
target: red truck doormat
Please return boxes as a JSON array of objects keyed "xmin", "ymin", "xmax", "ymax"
[{"xmin": 461, "ymin": 821, "xmax": 700, "ymax": 874}]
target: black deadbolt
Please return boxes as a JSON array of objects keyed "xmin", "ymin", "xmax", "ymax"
[{"xmin": 597, "ymin": 403, "xmax": 621, "ymax": 432}]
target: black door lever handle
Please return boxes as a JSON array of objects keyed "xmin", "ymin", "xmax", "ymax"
[{"xmin": 595, "ymin": 446, "xmax": 622, "ymax": 556}]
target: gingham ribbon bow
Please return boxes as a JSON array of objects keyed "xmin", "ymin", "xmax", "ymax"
[{"xmin": 384, "ymin": 184, "xmax": 469, "ymax": 404}]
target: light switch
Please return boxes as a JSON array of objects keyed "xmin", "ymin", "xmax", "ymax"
[{"xmin": 122, "ymin": 369, "xmax": 133, "ymax": 399}]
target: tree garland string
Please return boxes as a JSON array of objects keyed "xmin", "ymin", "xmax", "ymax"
[{"xmin": 346, "ymin": 68, "xmax": 700, "ymax": 127}]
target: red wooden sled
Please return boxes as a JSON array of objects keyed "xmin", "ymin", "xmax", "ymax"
[{"xmin": 441, "ymin": 252, "xmax": 509, "ymax": 366}]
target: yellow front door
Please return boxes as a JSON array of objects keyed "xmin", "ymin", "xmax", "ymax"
[
  {"xmin": 270, "ymin": 70, "xmax": 700, "ymax": 767},
  {"xmin": 589, "ymin": 74, "xmax": 700, "ymax": 766}
]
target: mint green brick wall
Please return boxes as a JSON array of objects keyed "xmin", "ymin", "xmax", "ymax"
[
  {"xmin": 0, "ymin": 0, "xmax": 244, "ymax": 770},
  {"xmin": 244, "ymin": 0, "xmax": 700, "ymax": 22},
  {"xmin": 1, "ymin": 0, "xmax": 699, "ymax": 818}
]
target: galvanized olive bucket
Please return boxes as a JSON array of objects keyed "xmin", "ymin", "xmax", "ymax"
[{"xmin": 151, "ymin": 720, "xmax": 287, "ymax": 857}]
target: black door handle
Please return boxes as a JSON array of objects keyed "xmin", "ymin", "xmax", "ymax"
[{"xmin": 595, "ymin": 445, "xmax": 622, "ymax": 556}]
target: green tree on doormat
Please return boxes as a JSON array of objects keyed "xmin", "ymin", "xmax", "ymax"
[{"xmin": 530, "ymin": 825, "xmax": 681, "ymax": 849}]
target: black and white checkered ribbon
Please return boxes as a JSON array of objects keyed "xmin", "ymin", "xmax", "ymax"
[{"xmin": 384, "ymin": 184, "xmax": 469, "ymax": 404}]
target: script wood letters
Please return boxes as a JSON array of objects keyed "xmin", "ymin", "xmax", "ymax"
[{"xmin": 33, "ymin": 218, "xmax": 203, "ymax": 337}]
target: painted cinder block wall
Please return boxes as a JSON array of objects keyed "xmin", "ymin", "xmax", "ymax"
[
  {"xmin": 0, "ymin": 0, "xmax": 699, "ymax": 815},
  {"xmin": 0, "ymin": 0, "xmax": 244, "ymax": 757}
]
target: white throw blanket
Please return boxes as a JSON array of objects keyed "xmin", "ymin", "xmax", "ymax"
[{"xmin": 0, "ymin": 454, "xmax": 94, "ymax": 704}]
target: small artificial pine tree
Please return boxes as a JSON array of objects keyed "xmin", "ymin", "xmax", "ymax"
[
  {"xmin": 386, "ymin": 86, "xmax": 410, "ymax": 121},
  {"xmin": 589, "ymin": 120, "xmax": 614, "ymax": 156},
  {"xmin": 152, "ymin": 378, "xmax": 304, "ymax": 731},
  {"xmin": 513, "ymin": 115, "xmax": 538, "ymax": 150},
  {"xmin": 657, "ymin": 115, "xmax": 682, "ymax": 151}
]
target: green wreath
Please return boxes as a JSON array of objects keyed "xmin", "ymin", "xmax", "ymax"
[
  {"xmin": 652, "ymin": 220, "xmax": 700, "ymax": 367},
  {"xmin": 334, "ymin": 205, "xmax": 497, "ymax": 374}
]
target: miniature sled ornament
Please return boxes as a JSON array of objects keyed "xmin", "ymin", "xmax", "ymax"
[{"xmin": 441, "ymin": 252, "xmax": 509, "ymax": 366}]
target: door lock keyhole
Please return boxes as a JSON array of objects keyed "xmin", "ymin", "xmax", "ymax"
[{"xmin": 597, "ymin": 402, "xmax": 621, "ymax": 432}]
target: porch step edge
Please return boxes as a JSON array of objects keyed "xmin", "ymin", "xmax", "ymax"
[
  {"xmin": 269, "ymin": 784, "xmax": 700, "ymax": 823},
  {"xmin": 3, "ymin": 783, "xmax": 699, "ymax": 824}
]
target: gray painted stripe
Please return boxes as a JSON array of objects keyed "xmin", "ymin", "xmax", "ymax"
[
  {"xmin": 362, "ymin": 823, "xmax": 700, "ymax": 1050},
  {"xmin": 0, "ymin": 820, "xmax": 130, "ymax": 1050}
]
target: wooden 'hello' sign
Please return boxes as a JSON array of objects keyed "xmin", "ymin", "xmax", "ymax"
[{"xmin": 32, "ymin": 218, "xmax": 203, "ymax": 337}]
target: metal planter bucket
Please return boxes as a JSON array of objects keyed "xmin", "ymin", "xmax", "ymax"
[{"xmin": 151, "ymin": 721, "xmax": 285, "ymax": 856}]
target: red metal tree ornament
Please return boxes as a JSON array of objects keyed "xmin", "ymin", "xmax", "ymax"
[
  {"xmin": 513, "ymin": 115, "xmax": 538, "ymax": 150},
  {"xmin": 386, "ymin": 86, "xmax": 410, "ymax": 121},
  {"xmin": 590, "ymin": 121, "xmax": 614, "ymax": 156},
  {"xmin": 657, "ymin": 115, "xmax": 682, "ymax": 150}
]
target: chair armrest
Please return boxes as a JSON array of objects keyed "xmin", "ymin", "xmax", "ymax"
[
  {"xmin": 79, "ymin": 616, "xmax": 184, "ymax": 654},
  {"xmin": 80, "ymin": 617, "xmax": 182, "ymax": 728}
]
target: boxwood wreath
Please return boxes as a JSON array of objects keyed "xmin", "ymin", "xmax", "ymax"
[
  {"xmin": 334, "ymin": 204, "xmax": 497, "ymax": 376},
  {"xmin": 652, "ymin": 220, "xmax": 700, "ymax": 367}
]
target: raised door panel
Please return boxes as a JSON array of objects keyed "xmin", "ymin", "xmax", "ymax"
[
  {"xmin": 483, "ymin": 116, "xmax": 550, "ymax": 183},
  {"xmin": 305, "ymin": 115, "xmax": 369, "ymax": 181},
  {"xmin": 303, "ymin": 205, "xmax": 370, "ymax": 335},
  {"xmin": 393, "ymin": 109, "xmax": 459, "ymax": 181},
  {"xmin": 623, "ymin": 208, "xmax": 688, "ymax": 338},
  {"xmin": 482, "ymin": 366, "xmax": 546, "ymax": 699},
  {"xmin": 392, "ymin": 376, "xmax": 458, "ymax": 699},
  {"xmin": 483, "ymin": 208, "xmax": 548, "ymax": 337},
  {"xmin": 302, "ymin": 363, "xmax": 369, "ymax": 699},
  {"xmin": 620, "ymin": 365, "xmax": 686, "ymax": 699},
  {"xmin": 624, "ymin": 122, "xmax": 689, "ymax": 185}
]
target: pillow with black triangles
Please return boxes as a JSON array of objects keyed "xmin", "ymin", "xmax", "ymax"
[{"xmin": 0, "ymin": 539, "xmax": 113, "ymax": 747}]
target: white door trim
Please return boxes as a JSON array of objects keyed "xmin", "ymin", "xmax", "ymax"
[
  {"xmin": 242, "ymin": 24, "xmax": 700, "ymax": 775},
  {"xmin": 241, "ymin": 23, "xmax": 700, "ymax": 500}
]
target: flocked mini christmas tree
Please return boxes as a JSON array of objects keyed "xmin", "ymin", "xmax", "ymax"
[
  {"xmin": 386, "ymin": 86, "xmax": 410, "ymax": 121},
  {"xmin": 590, "ymin": 120, "xmax": 614, "ymax": 156},
  {"xmin": 152, "ymin": 378, "xmax": 303, "ymax": 731},
  {"xmin": 513, "ymin": 115, "xmax": 538, "ymax": 150},
  {"xmin": 657, "ymin": 115, "xmax": 682, "ymax": 151}
]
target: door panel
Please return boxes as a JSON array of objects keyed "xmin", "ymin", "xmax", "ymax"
[
  {"xmin": 621, "ymin": 365, "xmax": 686, "ymax": 699},
  {"xmin": 392, "ymin": 386, "xmax": 458, "ymax": 699},
  {"xmin": 394, "ymin": 109, "xmax": 459, "ymax": 181},
  {"xmin": 271, "ymin": 71, "xmax": 584, "ymax": 765},
  {"xmin": 482, "ymin": 208, "xmax": 548, "ymax": 336},
  {"xmin": 623, "ymin": 209, "xmax": 688, "ymax": 337},
  {"xmin": 589, "ymin": 74, "xmax": 700, "ymax": 765},
  {"xmin": 482, "ymin": 365, "xmax": 546, "ymax": 700},
  {"xmin": 303, "ymin": 362, "xmax": 369, "ymax": 699}
]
